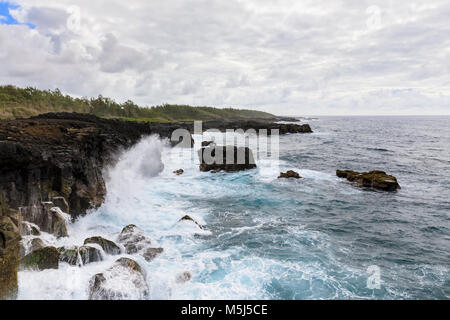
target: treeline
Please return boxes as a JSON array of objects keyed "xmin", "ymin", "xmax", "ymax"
[{"xmin": 0, "ymin": 85, "xmax": 276, "ymax": 122}]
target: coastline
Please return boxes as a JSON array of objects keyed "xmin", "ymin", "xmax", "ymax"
[{"xmin": 0, "ymin": 112, "xmax": 312, "ymax": 299}]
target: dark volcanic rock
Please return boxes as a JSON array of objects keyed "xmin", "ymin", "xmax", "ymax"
[
  {"xmin": 278, "ymin": 170, "xmax": 301, "ymax": 179},
  {"xmin": 198, "ymin": 145, "xmax": 256, "ymax": 172},
  {"xmin": 19, "ymin": 246, "xmax": 60, "ymax": 270},
  {"xmin": 0, "ymin": 112, "xmax": 195, "ymax": 299},
  {"xmin": 88, "ymin": 257, "xmax": 149, "ymax": 300},
  {"xmin": 0, "ymin": 113, "xmax": 195, "ymax": 220},
  {"xmin": 84, "ymin": 236, "xmax": 121, "ymax": 255},
  {"xmin": 336, "ymin": 170, "xmax": 401, "ymax": 191}
]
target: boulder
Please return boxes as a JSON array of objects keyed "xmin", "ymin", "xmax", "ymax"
[
  {"xmin": 278, "ymin": 170, "xmax": 301, "ymax": 179},
  {"xmin": 173, "ymin": 169, "xmax": 184, "ymax": 176},
  {"xmin": 19, "ymin": 246, "xmax": 60, "ymax": 270},
  {"xmin": 143, "ymin": 247, "xmax": 164, "ymax": 262},
  {"xmin": 198, "ymin": 145, "xmax": 256, "ymax": 172},
  {"xmin": 79, "ymin": 246, "xmax": 103, "ymax": 265},
  {"xmin": 118, "ymin": 225, "xmax": 152, "ymax": 254},
  {"xmin": 19, "ymin": 202, "xmax": 68, "ymax": 238},
  {"xmin": 88, "ymin": 258, "xmax": 149, "ymax": 300},
  {"xmin": 59, "ymin": 245, "xmax": 103, "ymax": 266},
  {"xmin": 84, "ymin": 236, "xmax": 121, "ymax": 255},
  {"xmin": 336, "ymin": 170, "xmax": 401, "ymax": 191},
  {"xmin": 58, "ymin": 246, "xmax": 79, "ymax": 266}
]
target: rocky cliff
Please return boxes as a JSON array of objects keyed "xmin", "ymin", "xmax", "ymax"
[{"xmin": 0, "ymin": 112, "xmax": 312, "ymax": 299}]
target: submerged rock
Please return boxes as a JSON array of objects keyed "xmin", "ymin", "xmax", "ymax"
[
  {"xmin": 198, "ymin": 145, "xmax": 256, "ymax": 172},
  {"xmin": 173, "ymin": 169, "xmax": 184, "ymax": 176},
  {"xmin": 84, "ymin": 236, "xmax": 121, "ymax": 255},
  {"xmin": 88, "ymin": 257, "xmax": 149, "ymax": 300},
  {"xmin": 19, "ymin": 202, "xmax": 68, "ymax": 238},
  {"xmin": 336, "ymin": 170, "xmax": 401, "ymax": 191},
  {"xmin": 20, "ymin": 246, "xmax": 60, "ymax": 270},
  {"xmin": 278, "ymin": 170, "xmax": 301, "ymax": 179}
]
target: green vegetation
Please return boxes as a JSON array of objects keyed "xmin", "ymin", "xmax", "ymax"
[{"xmin": 0, "ymin": 85, "xmax": 276, "ymax": 122}]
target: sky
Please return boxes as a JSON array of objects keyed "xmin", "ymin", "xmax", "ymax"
[{"xmin": 0, "ymin": 0, "xmax": 449, "ymax": 115}]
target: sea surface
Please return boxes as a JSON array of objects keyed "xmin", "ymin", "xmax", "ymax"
[{"xmin": 18, "ymin": 116, "xmax": 450, "ymax": 299}]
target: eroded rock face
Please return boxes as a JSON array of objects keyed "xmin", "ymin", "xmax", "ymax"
[
  {"xmin": 0, "ymin": 113, "xmax": 196, "ymax": 299},
  {"xmin": 198, "ymin": 146, "xmax": 256, "ymax": 172},
  {"xmin": 88, "ymin": 258, "xmax": 149, "ymax": 300},
  {"xmin": 19, "ymin": 246, "xmax": 60, "ymax": 271},
  {"xmin": 336, "ymin": 170, "xmax": 401, "ymax": 191},
  {"xmin": 19, "ymin": 202, "xmax": 68, "ymax": 238},
  {"xmin": 278, "ymin": 170, "xmax": 301, "ymax": 179},
  {"xmin": 84, "ymin": 236, "xmax": 121, "ymax": 255}
]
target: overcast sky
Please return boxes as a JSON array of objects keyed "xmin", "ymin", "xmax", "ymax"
[{"xmin": 0, "ymin": 0, "xmax": 449, "ymax": 115}]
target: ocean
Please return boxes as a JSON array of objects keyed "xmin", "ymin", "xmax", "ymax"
[{"xmin": 18, "ymin": 116, "xmax": 450, "ymax": 299}]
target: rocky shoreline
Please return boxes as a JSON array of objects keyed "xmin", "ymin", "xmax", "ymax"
[{"xmin": 0, "ymin": 112, "xmax": 313, "ymax": 299}]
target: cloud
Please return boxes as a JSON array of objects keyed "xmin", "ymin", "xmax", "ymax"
[{"xmin": 0, "ymin": 0, "xmax": 449, "ymax": 115}]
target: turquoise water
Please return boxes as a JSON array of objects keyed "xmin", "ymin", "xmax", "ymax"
[{"xmin": 18, "ymin": 116, "xmax": 450, "ymax": 299}]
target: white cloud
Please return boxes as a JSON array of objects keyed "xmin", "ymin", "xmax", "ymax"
[{"xmin": 0, "ymin": 0, "xmax": 449, "ymax": 115}]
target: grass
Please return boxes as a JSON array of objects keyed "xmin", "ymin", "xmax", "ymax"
[
  {"xmin": 0, "ymin": 85, "xmax": 277, "ymax": 122},
  {"xmin": 107, "ymin": 116, "xmax": 170, "ymax": 123}
]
